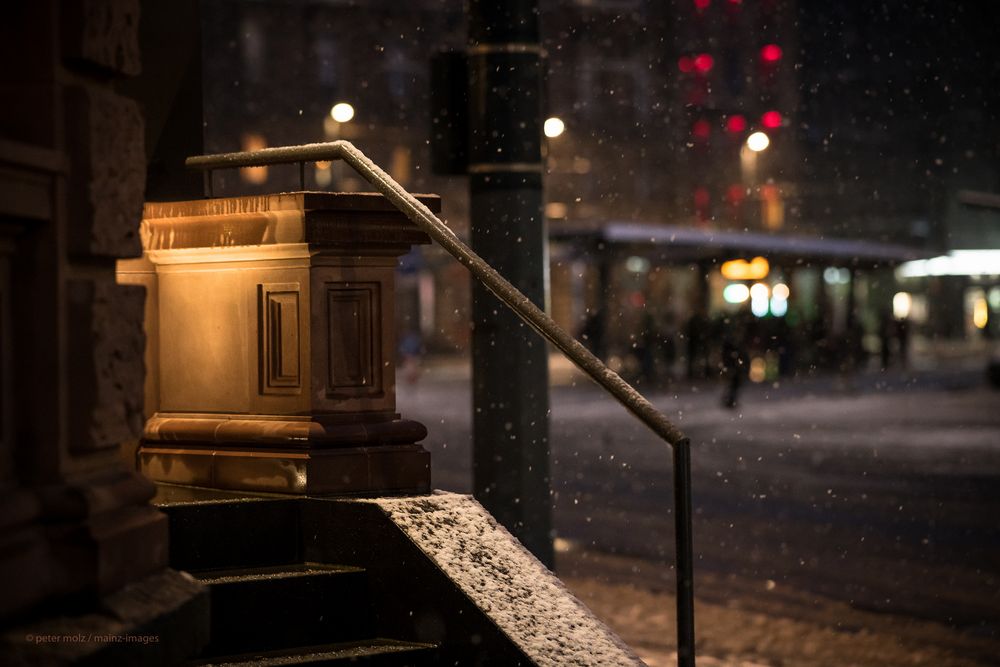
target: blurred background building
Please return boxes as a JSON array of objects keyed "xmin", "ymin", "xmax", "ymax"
[{"xmin": 194, "ymin": 0, "xmax": 1000, "ymax": 378}]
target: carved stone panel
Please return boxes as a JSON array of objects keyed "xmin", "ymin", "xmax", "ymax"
[
  {"xmin": 326, "ymin": 282, "xmax": 382, "ymax": 399},
  {"xmin": 158, "ymin": 268, "xmax": 251, "ymax": 414},
  {"xmin": 259, "ymin": 283, "xmax": 301, "ymax": 395}
]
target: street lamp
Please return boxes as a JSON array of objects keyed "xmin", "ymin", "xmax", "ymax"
[
  {"xmin": 543, "ymin": 117, "xmax": 567, "ymax": 220},
  {"xmin": 544, "ymin": 116, "xmax": 565, "ymax": 138},
  {"xmin": 746, "ymin": 131, "xmax": 770, "ymax": 152},
  {"xmin": 330, "ymin": 102, "xmax": 355, "ymax": 123},
  {"xmin": 741, "ymin": 131, "xmax": 770, "ymax": 188},
  {"xmin": 323, "ymin": 102, "xmax": 356, "ymax": 189}
]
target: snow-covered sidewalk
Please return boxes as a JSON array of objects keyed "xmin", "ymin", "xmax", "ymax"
[{"xmin": 556, "ymin": 542, "xmax": 1000, "ymax": 667}]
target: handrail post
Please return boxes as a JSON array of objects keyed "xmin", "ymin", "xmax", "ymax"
[{"xmin": 674, "ymin": 437, "xmax": 695, "ymax": 667}]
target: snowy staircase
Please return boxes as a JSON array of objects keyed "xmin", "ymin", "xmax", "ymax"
[
  {"xmin": 155, "ymin": 487, "xmax": 641, "ymax": 666},
  {"xmin": 163, "ymin": 496, "xmax": 438, "ymax": 666}
]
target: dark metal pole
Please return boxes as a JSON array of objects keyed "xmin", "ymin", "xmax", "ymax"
[
  {"xmin": 466, "ymin": 1, "xmax": 553, "ymax": 566},
  {"xmin": 674, "ymin": 437, "xmax": 696, "ymax": 666}
]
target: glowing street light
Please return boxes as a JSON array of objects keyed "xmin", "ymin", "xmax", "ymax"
[
  {"xmin": 746, "ymin": 131, "xmax": 770, "ymax": 152},
  {"xmin": 330, "ymin": 102, "xmax": 355, "ymax": 123},
  {"xmin": 722, "ymin": 283, "xmax": 750, "ymax": 304},
  {"xmin": 750, "ymin": 282, "xmax": 770, "ymax": 317},
  {"xmin": 544, "ymin": 117, "xmax": 565, "ymax": 138},
  {"xmin": 893, "ymin": 292, "xmax": 912, "ymax": 319},
  {"xmin": 721, "ymin": 256, "xmax": 769, "ymax": 281},
  {"xmin": 749, "ymin": 282, "xmax": 770, "ymax": 301}
]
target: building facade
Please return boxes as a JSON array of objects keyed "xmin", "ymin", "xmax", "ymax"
[{"xmin": 193, "ymin": 0, "xmax": 998, "ymax": 366}]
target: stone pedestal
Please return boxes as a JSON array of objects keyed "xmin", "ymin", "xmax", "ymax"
[{"xmin": 128, "ymin": 192, "xmax": 436, "ymax": 495}]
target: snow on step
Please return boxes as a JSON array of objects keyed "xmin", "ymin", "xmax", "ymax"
[{"xmin": 367, "ymin": 492, "xmax": 645, "ymax": 667}]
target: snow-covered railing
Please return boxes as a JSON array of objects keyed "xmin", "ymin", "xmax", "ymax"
[{"xmin": 187, "ymin": 141, "xmax": 697, "ymax": 667}]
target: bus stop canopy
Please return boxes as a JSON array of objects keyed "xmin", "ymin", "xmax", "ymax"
[{"xmin": 553, "ymin": 222, "xmax": 929, "ymax": 267}]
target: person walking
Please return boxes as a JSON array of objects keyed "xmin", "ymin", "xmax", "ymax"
[{"xmin": 720, "ymin": 314, "xmax": 749, "ymax": 409}]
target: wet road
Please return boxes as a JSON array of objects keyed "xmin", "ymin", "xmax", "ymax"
[{"xmin": 399, "ymin": 365, "xmax": 1000, "ymax": 634}]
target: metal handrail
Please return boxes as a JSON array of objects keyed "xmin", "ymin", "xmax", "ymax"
[{"xmin": 186, "ymin": 140, "xmax": 697, "ymax": 667}]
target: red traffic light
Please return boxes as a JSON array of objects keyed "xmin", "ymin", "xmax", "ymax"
[
  {"xmin": 694, "ymin": 53, "xmax": 714, "ymax": 73},
  {"xmin": 760, "ymin": 44, "xmax": 783, "ymax": 63},
  {"xmin": 692, "ymin": 118, "xmax": 711, "ymax": 140},
  {"xmin": 761, "ymin": 110, "xmax": 782, "ymax": 128}
]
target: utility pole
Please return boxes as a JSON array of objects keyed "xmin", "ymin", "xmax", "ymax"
[{"xmin": 467, "ymin": 0, "xmax": 552, "ymax": 566}]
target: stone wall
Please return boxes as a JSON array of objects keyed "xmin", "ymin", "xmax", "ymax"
[{"xmin": 0, "ymin": 0, "xmax": 166, "ymax": 622}]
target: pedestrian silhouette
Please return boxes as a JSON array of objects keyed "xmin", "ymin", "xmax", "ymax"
[
  {"xmin": 685, "ymin": 308, "xmax": 710, "ymax": 380},
  {"xmin": 635, "ymin": 310, "xmax": 657, "ymax": 385},
  {"xmin": 720, "ymin": 313, "xmax": 749, "ymax": 409},
  {"xmin": 580, "ymin": 307, "xmax": 607, "ymax": 362},
  {"xmin": 895, "ymin": 316, "xmax": 910, "ymax": 369},
  {"xmin": 879, "ymin": 309, "xmax": 894, "ymax": 371}
]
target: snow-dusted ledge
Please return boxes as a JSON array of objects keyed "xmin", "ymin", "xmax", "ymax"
[{"xmin": 364, "ymin": 492, "xmax": 646, "ymax": 667}]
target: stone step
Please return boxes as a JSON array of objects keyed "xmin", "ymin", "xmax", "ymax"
[
  {"xmin": 161, "ymin": 497, "xmax": 302, "ymax": 572},
  {"xmin": 194, "ymin": 638, "xmax": 438, "ymax": 666},
  {"xmin": 192, "ymin": 563, "xmax": 373, "ymax": 657}
]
